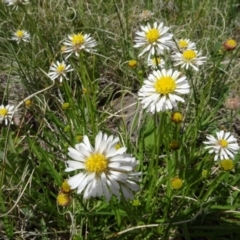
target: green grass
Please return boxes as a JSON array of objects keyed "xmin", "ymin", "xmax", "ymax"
[{"xmin": 1, "ymin": 0, "xmax": 240, "ymax": 239}]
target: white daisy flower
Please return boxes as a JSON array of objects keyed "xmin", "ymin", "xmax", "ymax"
[
  {"xmin": 48, "ymin": 61, "xmax": 73, "ymax": 82},
  {"xmin": 0, "ymin": 104, "xmax": 15, "ymax": 125},
  {"xmin": 138, "ymin": 69, "xmax": 190, "ymax": 113},
  {"xmin": 172, "ymin": 49, "xmax": 206, "ymax": 71},
  {"xmin": 148, "ymin": 56, "xmax": 165, "ymax": 69},
  {"xmin": 12, "ymin": 30, "xmax": 30, "ymax": 44},
  {"xmin": 174, "ymin": 38, "xmax": 196, "ymax": 51},
  {"xmin": 203, "ymin": 130, "xmax": 239, "ymax": 161},
  {"xmin": 4, "ymin": 0, "xmax": 29, "ymax": 10},
  {"xmin": 65, "ymin": 132, "xmax": 141, "ymax": 201},
  {"xmin": 134, "ymin": 22, "xmax": 173, "ymax": 59},
  {"xmin": 62, "ymin": 33, "xmax": 97, "ymax": 58}
]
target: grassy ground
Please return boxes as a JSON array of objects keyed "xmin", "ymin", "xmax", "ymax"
[{"xmin": 1, "ymin": 0, "xmax": 240, "ymax": 239}]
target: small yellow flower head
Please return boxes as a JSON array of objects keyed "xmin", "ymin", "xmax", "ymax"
[
  {"xmin": 82, "ymin": 88, "xmax": 88, "ymax": 94},
  {"xmin": 132, "ymin": 199, "xmax": 141, "ymax": 206},
  {"xmin": 169, "ymin": 140, "xmax": 181, "ymax": 150},
  {"xmin": 224, "ymin": 97, "xmax": 240, "ymax": 111},
  {"xmin": 57, "ymin": 192, "xmax": 72, "ymax": 207},
  {"xmin": 201, "ymin": 169, "xmax": 208, "ymax": 178},
  {"xmin": 62, "ymin": 102, "xmax": 70, "ymax": 110},
  {"xmin": 61, "ymin": 180, "xmax": 72, "ymax": 194},
  {"xmin": 25, "ymin": 99, "xmax": 32, "ymax": 107},
  {"xmin": 171, "ymin": 112, "xmax": 183, "ymax": 124},
  {"xmin": 64, "ymin": 125, "xmax": 70, "ymax": 132},
  {"xmin": 60, "ymin": 45, "xmax": 67, "ymax": 53},
  {"xmin": 75, "ymin": 135, "xmax": 83, "ymax": 142},
  {"xmin": 223, "ymin": 39, "xmax": 237, "ymax": 51},
  {"xmin": 128, "ymin": 60, "xmax": 138, "ymax": 68},
  {"xmin": 171, "ymin": 177, "xmax": 183, "ymax": 190},
  {"xmin": 220, "ymin": 159, "xmax": 234, "ymax": 171},
  {"xmin": 115, "ymin": 143, "xmax": 121, "ymax": 150}
]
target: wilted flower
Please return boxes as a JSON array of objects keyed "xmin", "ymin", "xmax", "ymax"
[
  {"xmin": 138, "ymin": 10, "xmax": 154, "ymax": 21},
  {"xmin": 224, "ymin": 97, "xmax": 240, "ymax": 111}
]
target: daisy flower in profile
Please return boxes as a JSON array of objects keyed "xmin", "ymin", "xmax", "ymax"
[
  {"xmin": 174, "ymin": 38, "xmax": 196, "ymax": 51},
  {"xmin": 134, "ymin": 22, "xmax": 173, "ymax": 58},
  {"xmin": 0, "ymin": 104, "xmax": 15, "ymax": 125},
  {"xmin": 4, "ymin": 0, "xmax": 29, "ymax": 10},
  {"xmin": 12, "ymin": 30, "xmax": 30, "ymax": 44},
  {"xmin": 138, "ymin": 69, "xmax": 190, "ymax": 113},
  {"xmin": 172, "ymin": 49, "xmax": 206, "ymax": 71},
  {"xmin": 203, "ymin": 130, "xmax": 240, "ymax": 161},
  {"xmin": 148, "ymin": 56, "xmax": 165, "ymax": 69},
  {"xmin": 62, "ymin": 33, "xmax": 97, "ymax": 58},
  {"xmin": 48, "ymin": 61, "xmax": 73, "ymax": 82},
  {"xmin": 65, "ymin": 132, "xmax": 141, "ymax": 201}
]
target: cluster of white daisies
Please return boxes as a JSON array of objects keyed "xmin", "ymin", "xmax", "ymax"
[
  {"xmin": 3, "ymin": 1, "xmax": 239, "ymax": 202},
  {"xmin": 134, "ymin": 22, "xmax": 206, "ymax": 114}
]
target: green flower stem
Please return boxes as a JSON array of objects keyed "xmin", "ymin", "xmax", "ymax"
[{"xmin": 78, "ymin": 53, "xmax": 97, "ymax": 135}]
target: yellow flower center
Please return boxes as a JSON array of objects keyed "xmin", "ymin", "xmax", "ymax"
[
  {"xmin": 71, "ymin": 33, "xmax": 85, "ymax": 46},
  {"xmin": 0, "ymin": 108, "xmax": 8, "ymax": 116},
  {"xmin": 56, "ymin": 64, "xmax": 65, "ymax": 73},
  {"xmin": 16, "ymin": 30, "xmax": 24, "ymax": 38},
  {"xmin": 218, "ymin": 139, "xmax": 228, "ymax": 148},
  {"xmin": 182, "ymin": 49, "xmax": 196, "ymax": 60},
  {"xmin": 221, "ymin": 159, "xmax": 234, "ymax": 171},
  {"xmin": 171, "ymin": 178, "xmax": 183, "ymax": 190},
  {"xmin": 178, "ymin": 39, "xmax": 189, "ymax": 49},
  {"xmin": 154, "ymin": 76, "xmax": 176, "ymax": 95},
  {"xmin": 85, "ymin": 153, "xmax": 108, "ymax": 174},
  {"xmin": 152, "ymin": 57, "xmax": 161, "ymax": 65},
  {"xmin": 146, "ymin": 29, "xmax": 160, "ymax": 43}
]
